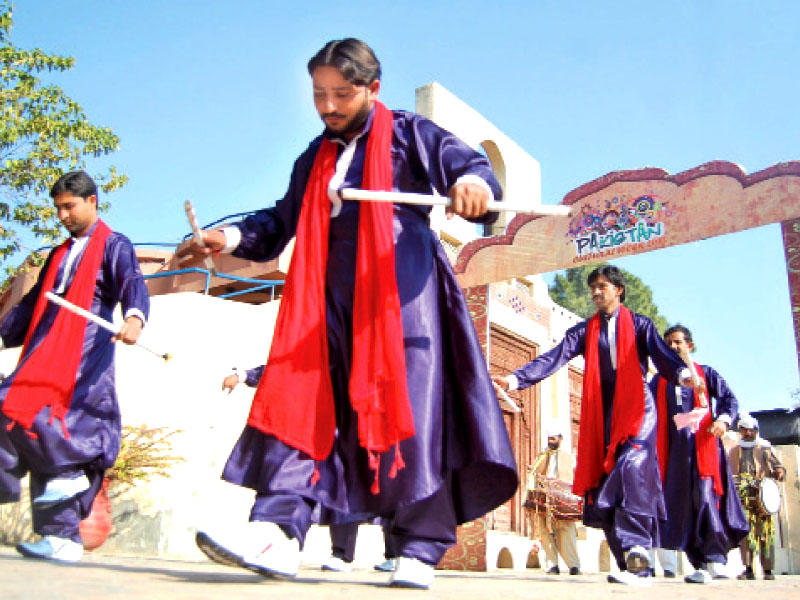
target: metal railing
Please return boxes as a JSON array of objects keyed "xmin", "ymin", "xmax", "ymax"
[{"xmin": 143, "ymin": 267, "xmax": 282, "ymax": 300}]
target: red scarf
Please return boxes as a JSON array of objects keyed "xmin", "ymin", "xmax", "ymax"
[
  {"xmin": 573, "ymin": 305, "xmax": 644, "ymax": 497},
  {"xmin": 656, "ymin": 367, "xmax": 723, "ymax": 496},
  {"xmin": 3, "ymin": 220, "xmax": 111, "ymax": 438},
  {"xmin": 247, "ymin": 102, "xmax": 414, "ymax": 492}
]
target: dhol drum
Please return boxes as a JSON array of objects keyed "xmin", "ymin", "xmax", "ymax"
[
  {"xmin": 738, "ymin": 477, "xmax": 782, "ymax": 516},
  {"xmin": 757, "ymin": 477, "xmax": 782, "ymax": 515},
  {"xmin": 524, "ymin": 479, "xmax": 583, "ymax": 521}
]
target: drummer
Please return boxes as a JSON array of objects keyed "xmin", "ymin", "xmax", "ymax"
[
  {"xmin": 729, "ymin": 414, "xmax": 786, "ymax": 581},
  {"xmin": 527, "ymin": 428, "xmax": 581, "ymax": 576}
]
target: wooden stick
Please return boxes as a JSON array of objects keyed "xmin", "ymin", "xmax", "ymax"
[
  {"xmin": 45, "ymin": 292, "xmax": 172, "ymax": 362},
  {"xmin": 184, "ymin": 200, "xmax": 216, "ymax": 274},
  {"xmin": 339, "ymin": 189, "xmax": 571, "ymax": 216}
]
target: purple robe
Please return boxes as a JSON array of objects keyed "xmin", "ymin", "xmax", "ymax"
[
  {"xmin": 512, "ymin": 309, "xmax": 685, "ymax": 563},
  {"xmin": 0, "ymin": 225, "xmax": 150, "ymax": 518},
  {"xmin": 651, "ymin": 368, "xmax": 749, "ymax": 567},
  {"xmin": 221, "ymin": 108, "xmax": 518, "ymax": 524}
]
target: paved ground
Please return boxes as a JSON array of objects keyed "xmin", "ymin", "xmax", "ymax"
[{"xmin": 2, "ymin": 546, "xmax": 799, "ymax": 600}]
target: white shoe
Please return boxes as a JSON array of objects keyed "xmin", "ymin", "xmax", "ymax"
[
  {"xmin": 685, "ymin": 569, "xmax": 713, "ymax": 584},
  {"xmin": 322, "ymin": 555, "xmax": 353, "ymax": 572},
  {"xmin": 625, "ymin": 545, "xmax": 651, "ymax": 574},
  {"xmin": 16, "ymin": 535, "xmax": 84, "ymax": 562},
  {"xmin": 390, "ymin": 557, "xmax": 435, "ymax": 589},
  {"xmin": 607, "ymin": 571, "xmax": 653, "ymax": 587},
  {"xmin": 375, "ymin": 558, "xmax": 397, "ymax": 572},
  {"xmin": 708, "ymin": 562, "xmax": 729, "ymax": 579},
  {"xmin": 33, "ymin": 475, "xmax": 90, "ymax": 506},
  {"xmin": 196, "ymin": 522, "xmax": 300, "ymax": 578}
]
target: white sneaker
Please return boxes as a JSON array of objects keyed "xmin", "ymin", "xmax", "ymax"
[
  {"xmin": 685, "ymin": 569, "xmax": 713, "ymax": 584},
  {"xmin": 33, "ymin": 475, "xmax": 90, "ymax": 505},
  {"xmin": 625, "ymin": 545, "xmax": 651, "ymax": 574},
  {"xmin": 16, "ymin": 535, "xmax": 84, "ymax": 562},
  {"xmin": 196, "ymin": 521, "xmax": 300, "ymax": 579},
  {"xmin": 607, "ymin": 571, "xmax": 653, "ymax": 587},
  {"xmin": 322, "ymin": 555, "xmax": 353, "ymax": 572},
  {"xmin": 375, "ymin": 558, "xmax": 397, "ymax": 572},
  {"xmin": 389, "ymin": 557, "xmax": 435, "ymax": 589},
  {"xmin": 708, "ymin": 562, "xmax": 729, "ymax": 579}
]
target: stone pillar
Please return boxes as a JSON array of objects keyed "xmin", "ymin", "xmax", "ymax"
[{"xmin": 781, "ymin": 218, "xmax": 800, "ymax": 375}]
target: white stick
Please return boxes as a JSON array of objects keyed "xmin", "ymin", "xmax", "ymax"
[
  {"xmin": 184, "ymin": 200, "xmax": 216, "ymax": 273},
  {"xmin": 678, "ymin": 348, "xmax": 708, "ymax": 408},
  {"xmin": 45, "ymin": 292, "xmax": 172, "ymax": 362},
  {"xmin": 340, "ymin": 189, "xmax": 571, "ymax": 216},
  {"xmin": 493, "ymin": 382, "xmax": 522, "ymax": 413}
]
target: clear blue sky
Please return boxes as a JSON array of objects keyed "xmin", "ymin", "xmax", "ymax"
[{"xmin": 10, "ymin": 1, "xmax": 800, "ymax": 412}]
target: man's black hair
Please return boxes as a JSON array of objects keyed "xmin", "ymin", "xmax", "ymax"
[
  {"xmin": 587, "ymin": 264, "xmax": 626, "ymax": 303},
  {"xmin": 307, "ymin": 38, "xmax": 381, "ymax": 85},
  {"xmin": 664, "ymin": 323, "xmax": 693, "ymax": 343},
  {"xmin": 50, "ymin": 171, "xmax": 98, "ymax": 200}
]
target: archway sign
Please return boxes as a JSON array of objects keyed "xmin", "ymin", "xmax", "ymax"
[{"xmin": 454, "ymin": 160, "xmax": 800, "ymax": 372}]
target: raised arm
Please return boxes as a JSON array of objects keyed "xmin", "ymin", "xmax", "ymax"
[{"xmin": 502, "ymin": 323, "xmax": 585, "ymax": 391}]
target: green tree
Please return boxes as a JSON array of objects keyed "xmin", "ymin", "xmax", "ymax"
[
  {"xmin": 549, "ymin": 262, "xmax": 670, "ymax": 333},
  {"xmin": 0, "ymin": 3, "xmax": 127, "ymax": 285}
]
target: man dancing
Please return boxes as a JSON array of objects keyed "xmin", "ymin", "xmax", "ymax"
[
  {"xmin": 495, "ymin": 265, "xmax": 695, "ymax": 586},
  {"xmin": 0, "ymin": 171, "xmax": 149, "ymax": 562},
  {"xmin": 652, "ymin": 325, "xmax": 748, "ymax": 584},
  {"xmin": 181, "ymin": 38, "xmax": 517, "ymax": 589}
]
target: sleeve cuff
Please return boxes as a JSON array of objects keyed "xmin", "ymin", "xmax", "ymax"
[
  {"xmin": 221, "ymin": 226, "xmax": 242, "ymax": 253},
  {"xmin": 717, "ymin": 414, "xmax": 732, "ymax": 425},
  {"xmin": 123, "ymin": 308, "xmax": 147, "ymax": 327},
  {"xmin": 454, "ymin": 174, "xmax": 494, "ymax": 202},
  {"xmin": 507, "ymin": 374, "xmax": 520, "ymax": 391}
]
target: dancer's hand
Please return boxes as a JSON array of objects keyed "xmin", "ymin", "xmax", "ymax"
[
  {"xmin": 176, "ymin": 229, "xmax": 226, "ymax": 264},
  {"xmin": 114, "ymin": 316, "xmax": 143, "ymax": 345},
  {"xmin": 447, "ymin": 182, "xmax": 489, "ymax": 220}
]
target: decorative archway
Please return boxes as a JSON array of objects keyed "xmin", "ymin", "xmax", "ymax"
[{"xmin": 456, "ymin": 160, "xmax": 800, "ymax": 373}]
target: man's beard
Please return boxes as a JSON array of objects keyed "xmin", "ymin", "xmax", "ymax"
[
  {"xmin": 323, "ymin": 98, "xmax": 371, "ymax": 138},
  {"xmin": 548, "ymin": 442, "xmax": 560, "ymax": 450}
]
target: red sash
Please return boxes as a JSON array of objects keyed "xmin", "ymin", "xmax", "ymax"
[
  {"xmin": 656, "ymin": 367, "xmax": 722, "ymax": 495},
  {"xmin": 247, "ymin": 102, "xmax": 414, "ymax": 492},
  {"xmin": 574, "ymin": 306, "xmax": 644, "ymax": 496},
  {"xmin": 3, "ymin": 221, "xmax": 111, "ymax": 438}
]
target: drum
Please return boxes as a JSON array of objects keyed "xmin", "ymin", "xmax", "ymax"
[
  {"xmin": 757, "ymin": 478, "xmax": 782, "ymax": 515},
  {"xmin": 737, "ymin": 477, "xmax": 782, "ymax": 516},
  {"xmin": 524, "ymin": 479, "xmax": 583, "ymax": 521}
]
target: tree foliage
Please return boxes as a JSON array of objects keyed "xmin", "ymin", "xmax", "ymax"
[
  {"xmin": 548, "ymin": 262, "xmax": 670, "ymax": 333},
  {"xmin": 0, "ymin": 3, "xmax": 127, "ymax": 284}
]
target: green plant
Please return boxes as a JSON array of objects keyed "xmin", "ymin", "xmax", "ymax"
[{"xmin": 106, "ymin": 425, "xmax": 183, "ymax": 496}]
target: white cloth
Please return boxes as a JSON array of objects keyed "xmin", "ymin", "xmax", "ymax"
[{"xmin": 738, "ymin": 414, "xmax": 758, "ymax": 430}]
